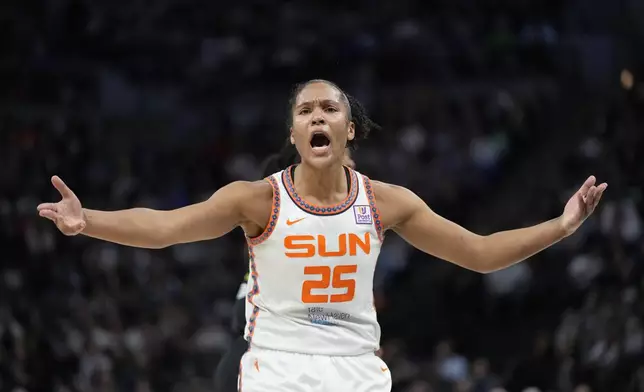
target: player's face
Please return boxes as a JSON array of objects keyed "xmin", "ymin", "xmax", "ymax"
[{"xmin": 290, "ymin": 82, "xmax": 355, "ymax": 169}]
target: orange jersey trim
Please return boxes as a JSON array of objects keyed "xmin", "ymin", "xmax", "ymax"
[
  {"xmin": 246, "ymin": 176, "xmax": 280, "ymax": 247},
  {"xmin": 245, "ymin": 246, "xmax": 261, "ymax": 344},
  {"xmin": 282, "ymin": 165, "xmax": 359, "ymax": 216},
  {"xmin": 362, "ymin": 175, "xmax": 384, "ymax": 242},
  {"xmin": 243, "ymin": 177, "xmax": 277, "ymax": 343}
]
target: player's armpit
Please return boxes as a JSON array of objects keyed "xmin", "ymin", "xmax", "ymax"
[{"xmin": 372, "ymin": 182, "xmax": 567, "ymax": 274}]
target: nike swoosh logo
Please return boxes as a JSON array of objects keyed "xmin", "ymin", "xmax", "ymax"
[
  {"xmin": 381, "ymin": 367, "xmax": 388, "ymax": 372},
  {"xmin": 286, "ymin": 218, "xmax": 306, "ymax": 226}
]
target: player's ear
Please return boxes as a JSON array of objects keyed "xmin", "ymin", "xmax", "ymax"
[
  {"xmin": 290, "ymin": 127, "xmax": 295, "ymax": 145},
  {"xmin": 347, "ymin": 122, "xmax": 355, "ymax": 141}
]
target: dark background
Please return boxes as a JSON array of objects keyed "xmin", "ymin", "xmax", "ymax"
[{"xmin": 2, "ymin": 0, "xmax": 644, "ymax": 391}]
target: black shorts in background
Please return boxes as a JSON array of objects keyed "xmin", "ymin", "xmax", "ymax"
[
  {"xmin": 231, "ymin": 295, "xmax": 246, "ymax": 336},
  {"xmin": 214, "ymin": 281, "xmax": 248, "ymax": 391},
  {"xmin": 214, "ymin": 335, "xmax": 248, "ymax": 392}
]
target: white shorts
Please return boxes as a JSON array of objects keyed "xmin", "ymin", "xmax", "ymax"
[{"xmin": 238, "ymin": 346, "xmax": 392, "ymax": 392}]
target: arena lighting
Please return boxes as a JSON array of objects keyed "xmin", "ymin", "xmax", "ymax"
[{"xmin": 621, "ymin": 69, "xmax": 634, "ymax": 90}]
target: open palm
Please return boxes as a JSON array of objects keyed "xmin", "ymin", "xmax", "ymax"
[
  {"xmin": 560, "ymin": 175, "xmax": 607, "ymax": 235},
  {"xmin": 37, "ymin": 176, "xmax": 86, "ymax": 236}
]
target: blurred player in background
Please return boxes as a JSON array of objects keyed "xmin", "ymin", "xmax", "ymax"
[{"xmin": 38, "ymin": 79, "xmax": 606, "ymax": 391}]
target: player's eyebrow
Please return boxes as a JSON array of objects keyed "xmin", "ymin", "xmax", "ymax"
[{"xmin": 295, "ymin": 99, "xmax": 341, "ymax": 108}]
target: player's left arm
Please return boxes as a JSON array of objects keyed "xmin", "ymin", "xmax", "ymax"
[{"xmin": 372, "ymin": 176, "xmax": 606, "ymax": 273}]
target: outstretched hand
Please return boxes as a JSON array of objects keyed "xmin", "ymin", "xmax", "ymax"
[
  {"xmin": 37, "ymin": 176, "xmax": 86, "ymax": 236},
  {"xmin": 560, "ymin": 175, "xmax": 607, "ymax": 236}
]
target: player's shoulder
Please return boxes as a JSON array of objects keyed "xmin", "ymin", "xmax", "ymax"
[
  {"xmin": 213, "ymin": 179, "xmax": 275, "ymax": 216},
  {"xmin": 225, "ymin": 179, "xmax": 275, "ymax": 202},
  {"xmin": 368, "ymin": 180, "xmax": 421, "ymax": 228},
  {"xmin": 225, "ymin": 179, "xmax": 277, "ymax": 236},
  {"xmin": 369, "ymin": 180, "xmax": 415, "ymax": 202}
]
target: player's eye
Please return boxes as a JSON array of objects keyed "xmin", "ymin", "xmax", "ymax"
[
  {"xmin": 324, "ymin": 107, "xmax": 338, "ymax": 113},
  {"xmin": 298, "ymin": 108, "xmax": 311, "ymax": 115}
]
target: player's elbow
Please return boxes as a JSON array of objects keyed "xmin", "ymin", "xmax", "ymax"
[
  {"xmin": 473, "ymin": 263, "xmax": 498, "ymax": 274},
  {"xmin": 465, "ymin": 259, "xmax": 497, "ymax": 274},
  {"xmin": 437, "ymin": 234, "xmax": 494, "ymax": 274},
  {"xmin": 464, "ymin": 260, "xmax": 498, "ymax": 274},
  {"xmin": 152, "ymin": 199, "xmax": 235, "ymax": 248},
  {"xmin": 448, "ymin": 240, "xmax": 494, "ymax": 274},
  {"xmin": 150, "ymin": 235, "xmax": 173, "ymax": 249},
  {"xmin": 460, "ymin": 235, "xmax": 498, "ymax": 274},
  {"xmin": 149, "ymin": 224, "xmax": 176, "ymax": 249},
  {"xmin": 469, "ymin": 235, "xmax": 513, "ymax": 274},
  {"xmin": 149, "ymin": 210, "xmax": 187, "ymax": 249}
]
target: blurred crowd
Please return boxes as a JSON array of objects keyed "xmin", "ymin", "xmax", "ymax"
[{"xmin": 1, "ymin": 0, "xmax": 644, "ymax": 391}]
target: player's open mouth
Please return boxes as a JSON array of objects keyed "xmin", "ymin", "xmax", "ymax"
[{"xmin": 310, "ymin": 131, "xmax": 331, "ymax": 155}]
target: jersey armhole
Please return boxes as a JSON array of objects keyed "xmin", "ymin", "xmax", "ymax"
[
  {"xmin": 361, "ymin": 175, "xmax": 385, "ymax": 242},
  {"xmin": 246, "ymin": 176, "xmax": 281, "ymax": 247}
]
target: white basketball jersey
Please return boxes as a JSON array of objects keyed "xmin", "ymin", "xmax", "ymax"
[{"xmin": 243, "ymin": 165, "xmax": 384, "ymax": 356}]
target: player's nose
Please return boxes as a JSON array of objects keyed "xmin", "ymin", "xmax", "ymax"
[{"xmin": 310, "ymin": 112, "xmax": 326, "ymax": 126}]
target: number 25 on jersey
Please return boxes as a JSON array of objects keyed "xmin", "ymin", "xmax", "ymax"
[{"xmin": 301, "ymin": 265, "xmax": 357, "ymax": 304}]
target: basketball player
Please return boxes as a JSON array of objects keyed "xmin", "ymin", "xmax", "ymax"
[
  {"xmin": 214, "ymin": 149, "xmax": 356, "ymax": 391},
  {"xmin": 37, "ymin": 80, "xmax": 606, "ymax": 392}
]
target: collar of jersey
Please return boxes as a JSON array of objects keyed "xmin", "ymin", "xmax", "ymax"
[{"xmin": 282, "ymin": 165, "xmax": 359, "ymax": 216}]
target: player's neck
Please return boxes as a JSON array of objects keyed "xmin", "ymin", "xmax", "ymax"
[{"xmin": 294, "ymin": 162, "xmax": 347, "ymax": 204}]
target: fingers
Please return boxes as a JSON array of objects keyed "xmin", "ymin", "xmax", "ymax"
[
  {"xmin": 51, "ymin": 176, "xmax": 74, "ymax": 199},
  {"xmin": 578, "ymin": 176, "xmax": 596, "ymax": 199},
  {"xmin": 591, "ymin": 183, "xmax": 607, "ymax": 210},
  {"xmin": 37, "ymin": 203, "xmax": 58, "ymax": 212},
  {"xmin": 575, "ymin": 176, "xmax": 607, "ymax": 217},
  {"xmin": 39, "ymin": 209, "xmax": 61, "ymax": 222},
  {"xmin": 585, "ymin": 182, "xmax": 607, "ymax": 213},
  {"xmin": 586, "ymin": 186, "xmax": 598, "ymax": 208}
]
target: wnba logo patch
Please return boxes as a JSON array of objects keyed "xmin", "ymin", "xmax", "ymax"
[{"xmin": 353, "ymin": 205, "xmax": 372, "ymax": 225}]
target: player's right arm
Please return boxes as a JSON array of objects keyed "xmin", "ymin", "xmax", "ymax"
[{"xmin": 37, "ymin": 176, "xmax": 270, "ymax": 249}]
